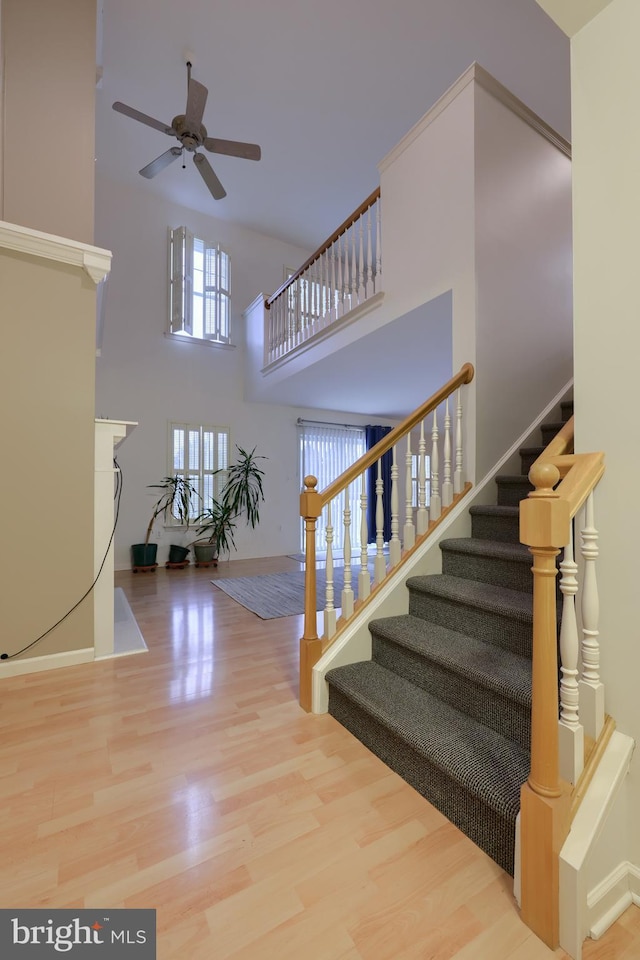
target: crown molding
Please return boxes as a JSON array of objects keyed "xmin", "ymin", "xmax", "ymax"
[
  {"xmin": 0, "ymin": 220, "xmax": 112, "ymax": 284},
  {"xmin": 379, "ymin": 62, "xmax": 570, "ymax": 173}
]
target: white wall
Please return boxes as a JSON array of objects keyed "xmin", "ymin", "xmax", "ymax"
[
  {"xmin": 571, "ymin": 0, "xmax": 640, "ymax": 869},
  {"xmin": 95, "ymin": 175, "xmax": 398, "ymax": 569},
  {"xmin": 474, "ymin": 82, "xmax": 573, "ymax": 476}
]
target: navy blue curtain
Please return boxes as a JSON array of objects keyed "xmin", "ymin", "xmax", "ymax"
[{"xmin": 366, "ymin": 425, "xmax": 392, "ymax": 543}]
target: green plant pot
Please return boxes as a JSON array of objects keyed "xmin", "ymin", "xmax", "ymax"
[
  {"xmin": 193, "ymin": 542, "xmax": 218, "ymax": 564},
  {"xmin": 131, "ymin": 543, "xmax": 157, "ymax": 567},
  {"xmin": 168, "ymin": 544, "xmax": 190, "ymax": 563}
]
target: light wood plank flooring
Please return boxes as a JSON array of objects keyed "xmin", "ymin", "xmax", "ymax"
[{"xmin": 1, "ymin": 558, "xmax": 638, "ymax": 959}]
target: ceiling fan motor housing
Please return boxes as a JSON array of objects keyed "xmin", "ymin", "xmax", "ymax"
[{"xmin": 172, "ymin": 115, "xmax": 206, "ymax": 152}]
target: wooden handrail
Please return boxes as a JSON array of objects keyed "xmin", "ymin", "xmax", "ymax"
[
  {"xmin": 267, "ymin": 187, "xmax": 381, "ymax": 307},
  {"xmin": 320, "ymin": 362, "xmax": 475, "ymax": 507}
]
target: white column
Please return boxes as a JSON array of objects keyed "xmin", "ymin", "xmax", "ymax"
[
  {"xmin": 374, "ymin": 460, "xmax": 386, "ymax": 584},
  {"xmin": 404, "ymin": 431, "xmax": 415, "ymax": 551},
  {"xmin": 558, "ymin": 523, "xmax": 584, "ymax": 785},
  {"xmin": 579, "ymin": 492, "xmax": 604, "ymax": 739},
  {"xmin": 416, "ymin": 419, "xmax": 429, "ymax": 535},
  {"xmin": 358, "ymin": 479, "xmax": 370, "ymax": 600},
  {"xmin": 389, "ymin": 444, "xmax": 401, "ymax": 567},
  {"xmin": 324, "ymin": 500, "xmax": 337, "ymax": 639},
  {"xmin": 341, "ymin": 488, "xmax": 354, "ymax": 620},
  {"xmin": 442, "ymin": 397, "xmax": 453, "ymax": 508},
  {"xmin": 453, "ymin": 388, "xmax": 464, "ymax": 495},
  {"xmin": 430, "ymin": 408, "xmax": 441, "ymax": 521}
]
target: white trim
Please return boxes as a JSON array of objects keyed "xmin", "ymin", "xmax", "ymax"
[
  {"xmin": 378, "ymin": 63, "xmax": 570, "ymax": 173},
  {"xmin": 164, "ymin": 332, "xmax": 236, "ymax": 350},
  {"xmin": 0, "ymin": 219, "xmax": 112, "ymax": 284},
  {"xmin": 0, "ymin": 647, "xmax": 94, "ymax": 679},
  {"xmin": 588, "ymin": 862, "xmax": 640, "ymax": 941}
]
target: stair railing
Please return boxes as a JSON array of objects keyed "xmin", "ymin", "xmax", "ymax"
[
  {"xmin": 519, "ymin": 416, "xmax": 605, "ymax": 949},
  {"xmin": 299, "ymin": 362, "xmax": 475, "ymax": 712},
  {"xmin": 265, "ymin": 188, "xmax": 381, "ymax": 365}
]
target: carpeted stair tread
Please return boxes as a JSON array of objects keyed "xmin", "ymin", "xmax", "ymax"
[
  {"xmin": 440, "ymin": 538, "xmax": 531, "ymax": 564},
  {"xmin": 469, "ymin": 504, "xmax": 520, "ymax": 519},
  {"xmin": 406, "ymin": 573, "xmax": 534, "ymax": 623},
  {"xmin": 326, "ymin": 660, "xmax": 529, "ymax": 818},
  {"xmin": 368, "ymin": 614, "xmax": 532, "ymax": 705}
]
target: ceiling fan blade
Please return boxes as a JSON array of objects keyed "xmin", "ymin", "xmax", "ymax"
[
  {"xmin": 193, "ymin": 153, "xmax": 226, "ymax": 200},
  {"xmin": 139, "ymin": 147, "xmax": 182, "ymax": 179},
  {"xmin": 112, "ymin": 101, "xmax": 174, "ymax": 136},
  {"xmin": 185, "ymin": 79, "xmax": 208, "ymax": 130},
  {"xmin": 203, "ymin": 138, "xmax": 261, "ymax": 161}
]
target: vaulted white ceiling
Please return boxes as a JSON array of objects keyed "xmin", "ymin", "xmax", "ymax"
[{"xmin": 96, "ymin": 0, "xmax": 570, "ymax": 253}]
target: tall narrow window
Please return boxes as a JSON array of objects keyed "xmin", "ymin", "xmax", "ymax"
[
  {"xmin": 298, "ymin": 422, "xmax": 366, "ymax": 552},
  {"xmin": 169, "ymin": 422, "xmax": 230, "ymax": 523},
  {"xmin": 169, "ymin": 227, "xmax": 230, "ymax": 343}
]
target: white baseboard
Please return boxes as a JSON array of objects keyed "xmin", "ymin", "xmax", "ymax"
[
  {"xmin": 588, "ymin": 862, "xmax": 640, "ymax": 940},
  {"xmin": 0, "ymin": 647, "xmax": 95, "ymax": 678}
]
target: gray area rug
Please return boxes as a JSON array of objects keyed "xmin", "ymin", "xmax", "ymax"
[{"xmin": 211, "ymin": 564, "xmax": 373, "ymax": 619}]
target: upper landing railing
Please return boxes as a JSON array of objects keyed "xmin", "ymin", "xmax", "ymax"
[{"xmin": 265, "ymin": 188, "xmax": 381, "ymax": 365}]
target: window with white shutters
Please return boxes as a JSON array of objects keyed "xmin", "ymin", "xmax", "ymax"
[
  {"xmin": 168, "ymin": 227, "xmax": 230, "ymax": 344},
  {"xmin": 168, "ymin": 422, "xmax": 230, "ymax": 523}
]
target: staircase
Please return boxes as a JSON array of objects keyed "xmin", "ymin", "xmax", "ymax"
[{"xmin": 326, "ymin": 400, "xmax": 573, "ymax": 876}]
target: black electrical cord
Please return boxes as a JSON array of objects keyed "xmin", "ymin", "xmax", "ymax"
[{"xmin": 1, "ymin": 456, "xmax": 124, "ymax": 661}]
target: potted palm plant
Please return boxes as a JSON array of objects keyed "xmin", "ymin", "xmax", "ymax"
[
  {"xmin": 191, "ymin": 500, "xmax": 237, "ymax": 565},
  {"xmin": 220, "ymin": 445, "xmax": 266, "ymax": 529},
  {"xmin": 131, "ymin": 475, "xmax": 198, "ymax": 570}
]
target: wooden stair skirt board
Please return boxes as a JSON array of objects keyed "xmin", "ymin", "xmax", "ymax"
[{"xmin": 326, "ymin": 400, "xmax": 573, "ymax": 876}]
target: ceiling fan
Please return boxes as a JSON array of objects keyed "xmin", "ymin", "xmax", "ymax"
[{"xmin": 112, "ymin": 62, "xmax": 261, "ymax": 200}]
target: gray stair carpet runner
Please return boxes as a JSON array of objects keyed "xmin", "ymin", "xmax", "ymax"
[{"xmin": 326, "ymin": 399, "xmax": 572, "ymax": 876}]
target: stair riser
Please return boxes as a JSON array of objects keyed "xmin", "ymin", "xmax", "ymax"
[
  {"xmin": 520, "ymin": 450, "xmax": 543, "ymax": 475},
  {"xmin": 561, "ymin": 401, "xmax": 574, "ymax": 422},
  {"xmin": 471, "ymin": 512, "xmax": 520, "ymax": 544},
  {"xmin": 408, "ymin": 589, "xmax": 533, "ymax": 657},
  {"xmin": 441, "ymin": 549, "xmax": 533, "ymax": 593},
  {"xmin": 496, "ymin": 480, "xmax": 532, "ymax": 507},
  {"xmin": 372, "ymin": 633, "xmax": 531, "ymax": 751},
  {"xmin": 541, "ymin": 423, "xmax": 565, "ymax": 445},
  {"xmin": 328, "ymin": 685, "xmax": 516, "ymax": 874}
]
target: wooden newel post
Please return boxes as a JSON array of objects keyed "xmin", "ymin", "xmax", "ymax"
[
  {"xmin": 519, "ymin": 462, "xmax": 571, "ymax": 948},
  {"xmin": 299, "ymin": 476, "xmax": 323, "ymax": 712}
]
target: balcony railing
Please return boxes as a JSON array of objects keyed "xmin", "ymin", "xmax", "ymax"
[{"xmin": 265, "ymin": 188, "xmax": 381, "ymax": 365}]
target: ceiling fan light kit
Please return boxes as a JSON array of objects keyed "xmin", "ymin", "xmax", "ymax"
[{"xmin": 112, "ymin": 62, "xmax": 261, "ymax": 201}]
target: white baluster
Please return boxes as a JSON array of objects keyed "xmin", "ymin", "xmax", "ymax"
[
  {"xmin": 389, "ymin": 445, "xmax": 401, "ymax": 567},
  {"xmin": 442, "ymin": 397, "xmax": 453, "ymax": 508},
  {"xmin": 324, "ymin": 500, "xmax": 336, "ymax": 639},
  {"xmin": 430, "ymin": 408, "xmax": 441, "ymax": 521},
  {"xmin": 374, "ymin": 460, "xmax": 386, "ymax": 584},
  {"xmin": 359, "ymin": 479, "xmax": 370, "ymax": 600},
  {"xmin": 579, "ymin": 492, "xmax": 604, "ymax": 739},
  {"xmin": 364, "ymin": 207, "xmax": 372, "ymax": 298},
  {"xmin": 404, "ymin": 431, "xmax": 415, "ymax": 551},
  {"xmin": 318, "ymin": 252, "xmax": 325, "ymax": 326},
  {"xmin": 350, "ymin": 225, "xmax": 358, "ymax": 312},
  {"xmin": 357, "ymin": 218, "xmax": 365, "ymax": 303},
  {"xmin": 310, "ymin": 264, "xmax": 318, "ymax": 331},
  {"xmin": 341, "ymin": 488, "xmax": 354, "ymax": 620},
  {"xmin": 454, "ymin": 388, "xmax": 464, "ymax": 494},
  {"xmin": 375, "ymin": 198, "xmax": 382, "ymax": 289},
  {"xmin": 302, "ymin": 269, "xmax": 309, "ymax": 337},
  {"xmin": 336, "ymin": 234, "xmax": 344, "ymax": 320},
  {"xmin": 416, "ymin": 420, "xmax": 429, "ymax": 535},
  {"xmin": 329, "ymin": 244, "xmax": 337, "ymax": 323},
  {"xmin": 558, "ymin": 523, "xmax": 584, "ymax": 785}
]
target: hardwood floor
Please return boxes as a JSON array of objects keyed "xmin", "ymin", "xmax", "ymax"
[{"xmin": 1, "ymin": 558, "xmax": 638, "ymax": 959}]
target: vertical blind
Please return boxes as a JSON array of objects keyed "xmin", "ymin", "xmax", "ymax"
[{"xmin": 298, "ymin": 422, "xmax": 366, "ymax": 552}]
